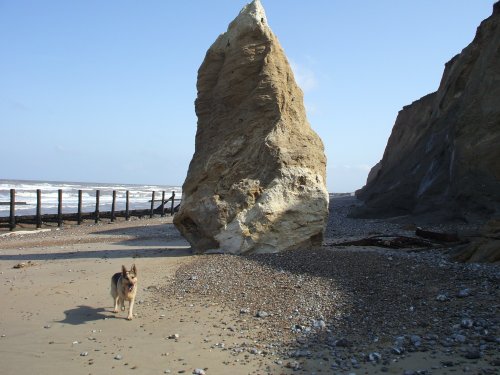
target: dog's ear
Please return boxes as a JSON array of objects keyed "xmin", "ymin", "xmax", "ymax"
[
  {"xmin": 131, "ymin": 264, "xmax": 137, "ymax": 276},
  {"xmin": 121, "ymin": 265, "xmax": 127, "ymax": 276}
]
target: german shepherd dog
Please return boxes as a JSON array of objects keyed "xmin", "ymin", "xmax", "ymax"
[{"xmin": 111, "ymin": 264, "xmax": 138, "ymax": 320}]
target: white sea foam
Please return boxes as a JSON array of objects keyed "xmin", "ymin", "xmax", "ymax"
[{"xmin": 0, "ymin": 179, "xmax": 182, "ymax": 217}]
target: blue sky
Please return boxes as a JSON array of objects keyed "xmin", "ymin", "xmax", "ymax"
[{"xmin": 0, "ymin": 0, "xmax": 495, "ymax": 192}]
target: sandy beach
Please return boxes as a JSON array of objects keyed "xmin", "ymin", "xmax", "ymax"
[{"xmin": 1, "ymin": 198, "xmax": 499, "ymax": 375}]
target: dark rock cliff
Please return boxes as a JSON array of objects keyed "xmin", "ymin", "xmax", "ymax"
[{"xmin": 354, "ymin": 2, "xmax": 500, "ymax": 224}]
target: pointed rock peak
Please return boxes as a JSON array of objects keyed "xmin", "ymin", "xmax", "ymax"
[
  {"xmin": 238, "ymin": 0, "xmax": 267, "ymax": 25},
  {"xmin": 218, "ymin": 0, "xmax": 269, "ymax": 47}
]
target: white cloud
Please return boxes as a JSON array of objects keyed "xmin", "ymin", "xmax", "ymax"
[
  {"xmin": 290, "ymin": 60, "xmax": 318, "ymax": 92},
  {"xmin": 304, "ymin": 101, "xmax": 318, "ymax": 115}
]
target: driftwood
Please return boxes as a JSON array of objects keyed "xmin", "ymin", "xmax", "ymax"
[
  {"xmin": 332, "ymin": 228, "xmax": 465, "ymax": 250},
  {"xmin": 415, "ymin": 227, "xmax": 460, "ymax": 242},
  {"xmin": 333, "ymin": 235, "xmax": 434, "ymax": 249}
]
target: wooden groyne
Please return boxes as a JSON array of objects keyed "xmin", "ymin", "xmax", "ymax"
[{"xmin": 0, "ymin": 189, "xmax": 181, "ymax": 231}]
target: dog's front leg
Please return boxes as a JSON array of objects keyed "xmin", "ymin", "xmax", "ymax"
[
  {"xmin": 121, "ymin": 298, "xmax": 125, "ymax": 311},
  {"xmin": 113, "ymin": 296, "xmax": 120, "ymax": 313},
  {"xmin": 127, "ymin": 299, "xmax": 135, "ymax": 320}
]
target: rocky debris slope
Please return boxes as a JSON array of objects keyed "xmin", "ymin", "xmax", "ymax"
[
  {"xmin": 162, "ymin": 247, "xmax": 499, "ymax": 373},
  {"xmin": 355, "ymin": 2, "xmax": 500, "ymax": 224},
  {"xmin": 174, "ymin": 0, "xmax": 328, "ymax": 254},
  {"xmin": 161, "ymin": 197, "xmax": 500, "ymax": 373}
]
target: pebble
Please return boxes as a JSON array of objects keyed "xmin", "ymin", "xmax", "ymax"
[
  {"xmin": 367, "ymin": 352, "xmax": 382, "ymax": 362},
  {"xmin": 290, "ymin": 349, "xmax": 310, "ymax": 358},
  {"xmin": 453, "ymin": 334, "xmax": 466, "ymax": 343},
  {"xmin": 114, "ymin": 354, "xmax": 123, "ymax": 360},
  {"xmin": 313, "ymin": 319, "xmax": 326, "ymax": 330},
  {"xmin": 192, "ymin": 369, "xmax": 205, "ymax": 375},
  {"xmin": 168, "ymin": 334, "xmax": 180, "ymax": 339},
  {"xmin": 457, "ymin": 288, "xmax": 471, "ymax": 298},
  {"xmin": 436, "ymin": 294, "xmax": 449, "ymax": 302},
  {"xmin": 285, "ymin": 361, "xmax": 301, "ymax": 370},
  {"xmin": 80, "ymin": 352, "xmax": 88, "ymax": 356},
  {"xmin": 240, "ymin": 308, "xmax": 250, "ymax": 314},
  {"xmin": 392, "ymin": 347, "xmax": 404, "ymax": 355},
  {"xmin": 256, "ymin": 311, "xmax": 268, "ymax": 318},
  {"xmin": 335, "ymin": 338, "xmax": 352, "ymax": 348},
  {"xmin": 394, "ymin": 336, "xmax": 405, "ymax": 346},
  {"xmin": 461, "ymin": 319, "xmax": 474, "ymax": 329},
  {"xmin": 410, "ymin": 335, "xmax": 422, "ymax": 346},
  {"xmin": 463, "ymin": 349, "xmax": 481, "ymax": 359}
]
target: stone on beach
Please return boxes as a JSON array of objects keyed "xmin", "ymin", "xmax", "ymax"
[{"xmin": 174, "ymin": 0, "xmax": 328, "ymax": 254}]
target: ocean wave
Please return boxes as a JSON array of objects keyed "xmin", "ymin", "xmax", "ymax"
[{"xmin": 0, "ymin": 179, "xmax": 182, "ymax": 217}]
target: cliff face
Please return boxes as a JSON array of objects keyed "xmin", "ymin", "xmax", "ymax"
[{"xmin": 355, "ymin": 2, "xmax": 500, "ymax": 222}]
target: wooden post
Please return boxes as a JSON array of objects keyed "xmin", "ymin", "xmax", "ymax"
[
  {"xmin": 150, "ymin": 191, "xmax": 155, "ymax": 218},
  {"xmin": 125, "ymin": 191, "xmax": 130, "ymax": 221},
  {"xmin": 111, "ymin": 190, "xmax": 116, "ymax": 222},
  {"xmin": 9, "ymin": 189, "xmax": 15, "ymax": 231},
  {"xmin": 36, "ymin": 189, "xmax": 42, "ymax": 229},
  {"xmin": 161, "ymin": 191, "xmax": 166, "ymax": 217},
  {"xmin": 77, "ymin": 190, "xmax": 83, "ymax": 225},
  {"xmin": 170, "ymin": 191, "xmax": 176, "ymax": 216},
  {"xmin": 95, "ymin": 190, "xmax": 100, "ymax": 224},
  {"xmin": 57, "ymin": 189, "xmax": 63, "ymax": 227}
]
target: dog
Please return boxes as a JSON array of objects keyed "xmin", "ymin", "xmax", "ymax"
[{"xmin": 111, "ymin": 264, "xmax": 138, "ymax": 320}]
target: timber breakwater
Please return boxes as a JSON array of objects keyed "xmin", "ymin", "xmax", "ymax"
[{"xmin": 0, "ymin": 180, "xmax": 182, "ymax": 230}]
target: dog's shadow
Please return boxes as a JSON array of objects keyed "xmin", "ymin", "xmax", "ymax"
[{"xmin": 57, "ymin": 305, "xmax": 117, "ymax": 325}]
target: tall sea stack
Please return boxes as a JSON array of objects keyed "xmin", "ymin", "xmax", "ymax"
[
  {"xmin": 355, "ymin": 2, "xmax": 500, "ymax": 223},
  {"xmin": 174, "ymin": 0, "xmax": 329, "ymax": 254}
]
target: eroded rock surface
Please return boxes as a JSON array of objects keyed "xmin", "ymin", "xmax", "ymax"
[
  {"xmin": 174, "ymin": 0, "xmax": 328, "ymax": 254},
  {"xmin": 450, "ymin": 220, "xmax": 500, "ymax": 263},
  {"xmin": 354, "ymin": 3, "xmax": 500, "ymax": 223}
]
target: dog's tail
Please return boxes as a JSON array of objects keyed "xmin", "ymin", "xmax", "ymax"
[
  {"xmin": 111, "ymin": 272, "xmax": 121, "ymax": 286},
  {"xmin": 111, "ymin": 272, "xmax": 121, "ymax": 297}
]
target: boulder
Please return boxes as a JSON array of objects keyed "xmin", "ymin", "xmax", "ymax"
[
  {"xmin": 354, "ymin": 2, "xmax": 500, "ymax": 223},
  {"xmin": 174, "ymin": 0, "xmax": 329, "ymax": 254},
  {"xmin": 448, "ymin": 220, "xmax": 500, "ymax": 263}
]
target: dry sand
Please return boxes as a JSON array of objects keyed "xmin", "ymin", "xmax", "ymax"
[
  {"xmin": 0, "ymin": 200, "xmax": 499, "ymax": 375},
  {"xmin": 0, "ymin": 218, "xmax": 260, "ymax": 375}
]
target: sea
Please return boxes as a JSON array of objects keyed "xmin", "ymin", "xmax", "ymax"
[{"xmin": 0, "ymin": 179, "xmax": 182, "ymax": 217}]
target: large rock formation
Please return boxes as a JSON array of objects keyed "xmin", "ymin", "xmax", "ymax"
[
  {"xmin": 448, "ymin": 219, "xmax": 500, "ymax": 263},
  {"xmin": 355, "ymin": 2, "xmax": 500, "ymax": 223},
  {"xmin": 174, "ymin": 0, "xmax": 329, "ymax": 254}
]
